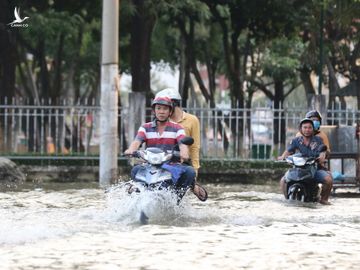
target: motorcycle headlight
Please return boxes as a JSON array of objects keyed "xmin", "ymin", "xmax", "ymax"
[
  {"xmin": 145, "ymin": 151, "xmax": 166, "ymax": 165},
  {"xmin": 293, "ymin": 156, "xmax": 306, "ymax": 166}
]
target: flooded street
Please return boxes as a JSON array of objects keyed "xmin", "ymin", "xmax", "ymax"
[{"xmin": 1, "ymin": 182, "xmax": 360, "ymax": 269}]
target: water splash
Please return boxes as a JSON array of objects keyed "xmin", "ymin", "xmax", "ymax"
[
  {"xmin": 103, "ymin": 184, "xmax": 196, "ymax": 225},
  {"xmin": 102, "ymin": 183, "xmax": 231, "ymax": 227}
]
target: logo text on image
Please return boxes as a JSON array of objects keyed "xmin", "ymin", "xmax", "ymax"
[{"xmin": 8, "ymin": 7, "xmax": 29, "ymax": 28}]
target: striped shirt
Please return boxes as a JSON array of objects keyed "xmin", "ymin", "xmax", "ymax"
[{"xmin": 135, "ymin": 119, "xmax": 186, "ymax": 151}]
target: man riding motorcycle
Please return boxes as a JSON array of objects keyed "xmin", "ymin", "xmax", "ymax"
[
  {"xmin": 124, "ymin": 96, "xmax": 196, "ymax": 194},
  {"xmin": 278, "ymin": 118, "xmax": 333, "ymax": 204},
  {"xmin": 296, "ymin": 110, "xmax": 331, "ymax": 156},
  {"xmin": 155, "ymin": 88, "xmax": 207, "ymax": 201}
]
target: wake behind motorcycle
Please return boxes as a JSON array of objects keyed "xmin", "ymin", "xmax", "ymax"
[
  {"xmin": 283, "ymin": 153, "xmax": 322, "ymax": 203},
  {"xmin": 123, "ymin": 136, "xmax": 194, "ymax": 224}
]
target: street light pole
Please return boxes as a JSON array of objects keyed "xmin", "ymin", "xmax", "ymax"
[{"xmin": 99, "ymin": 0, "xmax": 119, "ymax": 187}]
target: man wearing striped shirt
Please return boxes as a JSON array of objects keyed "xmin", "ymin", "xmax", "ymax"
[
  {"xmin": 155, "ymin": 88, "xmax": 207, "ymax": 202},
  {"xmin": 124, "ymin": 96, "xmax": 196, "ymax": 191}
]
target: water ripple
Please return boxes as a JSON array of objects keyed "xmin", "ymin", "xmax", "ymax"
[{"xmin": 1, "ymin": 182, "xmax": 360, "ymax": 269}]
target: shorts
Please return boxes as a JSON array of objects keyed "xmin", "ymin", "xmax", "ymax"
[{"xmin": 314, "ymin": 169, "xmax": 331, "ymax": 183}]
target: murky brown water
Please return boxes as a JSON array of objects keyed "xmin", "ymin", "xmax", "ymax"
[{"xmin": 1, "ymin": 182, "xmax": 360, "ymax": 269}]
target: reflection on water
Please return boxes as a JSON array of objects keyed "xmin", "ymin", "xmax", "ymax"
[{"xmin": 1, "ymin": 182, "xmax": 360, "ymax": 269}]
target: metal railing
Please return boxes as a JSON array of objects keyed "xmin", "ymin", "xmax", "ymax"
[{"xmin": 0, "ymin": 99, "xmax": 359, "ymax": 160}]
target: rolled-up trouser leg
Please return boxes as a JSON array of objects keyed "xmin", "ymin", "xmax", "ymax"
[{"xmin": 177, "ymin": 165, "xmax": 196, "ymax": 189}]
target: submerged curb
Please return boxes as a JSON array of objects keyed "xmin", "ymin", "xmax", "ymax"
[{"xmin": 16, "ymin": 159, "xmax": 289, "ymax": 184}]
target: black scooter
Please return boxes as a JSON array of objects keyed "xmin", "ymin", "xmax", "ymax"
[{"xmin": 283, "ymin": 153, "xmax": 322, "ymax": 202}]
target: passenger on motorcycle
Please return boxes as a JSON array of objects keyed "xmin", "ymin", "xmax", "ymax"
[
  {"xmin": 278, "ymin": 118, "xmax": 333, "ymax": 205},
  {"xmin": 124, "ymin": 96, "xmax": 196, "ymax": 193},
  {"xmin": 296, "ymin": 110, "xmax": 331, "ymax": 158},
  {"xmin": 155, "ymin": 88, "xmax": 207, "ymax": 201}
]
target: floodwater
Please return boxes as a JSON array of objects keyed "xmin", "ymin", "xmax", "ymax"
[{"xmin": 1, "ymin": 181, "xmax": 360, "ymax": 270}]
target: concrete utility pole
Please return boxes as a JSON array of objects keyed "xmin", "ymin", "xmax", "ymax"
[{"xmin": 99, "ymin": 0, "xmax": 119, "ymax": 187}]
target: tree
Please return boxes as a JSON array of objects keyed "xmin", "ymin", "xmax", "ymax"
[
  {"xmin": 324, "ymin": 0, "xmax": 360, "ymax": 109},
  {"xmin": 0, "ymin": 1, "xmax": 101, "ymax": 103},
  {"xmin": 130, "ymin": 0, "xmax": 155, "ymax": 101},
  {"xmin": 297, "ymin": 0, "xmax": 360, "ymax": 109},
  {"xmin": 0, "ymin": 0, "xmax": 17, "ymax": 99},
  {"xmin": 0, "ymin": 1, "xmax": 103, "ymax": 153},
  {"xmin": 250, "ymin": 37, "xmax": 305, "ymax": 152}
]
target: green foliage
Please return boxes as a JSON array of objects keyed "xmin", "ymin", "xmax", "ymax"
[
  {"xmin": 155, "ymin": 0, "xmax": 210, "ymax": 19},
  {"xmin": 15, "ymin": 5, "xmax": 102, "ymax": 99},
  {"xmin": 77, "ymin": 19, "xmax": 101, "ymax": 95},
  {"xmin": 151, "ymin": 0, "xmax": 211, "ymax": 66},
  {"xmin": 22, "ymin": 9, "xmax": 83, "ymax": 54},
  {"xmin": 262, "ymin": 37, "xmax": 306, "ymax": 81},
  {"xmin": 9, "ymin": 0, "xmax": 358, "ymax": 106}
]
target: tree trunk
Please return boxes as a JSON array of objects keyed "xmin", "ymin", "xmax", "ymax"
[
  {"xmin": 300, "ymin": 68, "xmax": 316, "ymax": 107},
  {"xmin": 325, "ymin": 55, "xmax": 341, "ymax": 109},
  {"xmin": 64, "ymin": 27, "xmax": 83, "ymax": 101},
  {"xmin": 204, "ymin": 45, "xmax": 217, "ymax": 104},
  {"xmin": 0, "ymin": 0, "xmax": 16, "ymax": 99},
  {"xmin": 130, "ymin": 0, "xmax": 155, "ymax": 107},
  {"xmin": 177, "ymin": 17, "xmax": 209, "ymax": 106},
  {"xmin": 53, "ymin": 32, "xmax": 65, "ymax": 100},
  {"xmin": 357, "ymin": 80, "xmax": 360, "ymax": 111},
  {"xmin": 178, "ymin": 31, "xmax": 191, "ymax": 107},
  {"xmin": 273, "ymin": 80, "xmax": 286, "ymax": 152},
  {"xmin": 38, "ymin": 39, "xmax": 51, "ymax": 99}
]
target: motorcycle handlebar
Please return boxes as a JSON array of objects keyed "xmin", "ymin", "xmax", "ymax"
[
  {"xmin": 122, "ymin": 150, "xmax": 141, "ymax": 158},
  {"xmin": 170, "ymin": 150, "xmax": 192, "ymax": 165}
]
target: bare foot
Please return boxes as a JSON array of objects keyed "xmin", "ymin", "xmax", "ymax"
[
  {"xmin": 319, "ymin": 200, "xmax": 331, "ymax": 205},
  {"xmin": 193, "ymin": 184, "xmax": 208, "ymax": 202}
]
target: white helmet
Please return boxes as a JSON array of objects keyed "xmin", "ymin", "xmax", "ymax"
[{"xmin": 155, "ymin": 88, "xmax": 181, "ymax": 101}]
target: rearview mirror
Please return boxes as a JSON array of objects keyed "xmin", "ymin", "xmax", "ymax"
[{"xmin": 180, "ymin": 136, "xmax": 194, "ymax": 146}]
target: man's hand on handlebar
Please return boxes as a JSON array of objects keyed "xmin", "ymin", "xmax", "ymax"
[
  {"xmin": 123, "ymin": 149, "xmax": 133, "ymax": 156},
  {"xmin": 318, "ymin": 151, "xmax": 326, "ymax": 164},
  {"xmin": 123, "ymin": 149, "xmax": 140, "ymax": 158}
]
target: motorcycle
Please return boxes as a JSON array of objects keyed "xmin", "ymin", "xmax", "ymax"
[
  {"xmin": 123, "ymin": 136, "xmax": 194, "ymax": 224},
  {"xmin": 283, "ymin": 153, "xmax": 323, "ymax": 203}
]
